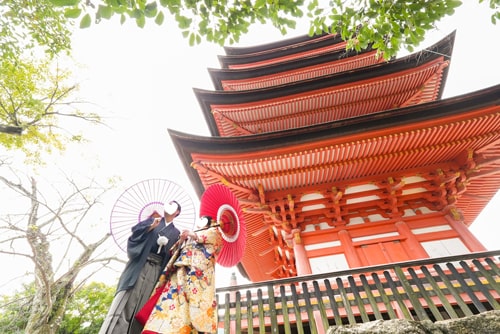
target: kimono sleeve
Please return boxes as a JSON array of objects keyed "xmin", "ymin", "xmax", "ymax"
[{"xmin": 127, "ymin": 218, "xmax": 154, "ymax": 259}]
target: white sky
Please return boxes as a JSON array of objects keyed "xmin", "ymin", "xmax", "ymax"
[{"xmin": 1, "ymin": 1, "xmax": 499, "ymax": 295}]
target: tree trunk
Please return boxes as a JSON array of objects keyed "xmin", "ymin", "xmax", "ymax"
[
  {"xmin": 26, "ymin": 281, "xmax": 71, "ymax": 334},
  {"xmin": 0, "ymin": 171, "xmax": 114, "ymax": 333}
]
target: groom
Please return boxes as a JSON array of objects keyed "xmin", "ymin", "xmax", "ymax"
[{"xmin": 99, "ymin": 201, "xmax": 182, "ymax": 334}]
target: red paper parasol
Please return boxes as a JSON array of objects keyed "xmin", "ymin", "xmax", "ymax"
[
  {"xmin": 110, "ymin": 179, "xmax": 196, "ymax": 252},
  {"xmin": 199, "ymin": 184, "xmax": 246, "ymax": 267}
]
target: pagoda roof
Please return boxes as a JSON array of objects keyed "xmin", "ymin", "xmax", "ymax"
[
  {"xmin": 223, "ymin": 32, "xmax": 338, "ymax": 56},
  {"xmin": 195, "ymin": 32, "xmax": 455, "ymax": 137},
  {"xmin": 171, "ymin": 84, "xmax": 500, "ymax": 281},
  {"xmin": 208, "ymin": 47, "xmax": 382, "ymax": 91},
  {"xmin": 218, "ymin": 33, "xmax": 346, "ymax": 69}
]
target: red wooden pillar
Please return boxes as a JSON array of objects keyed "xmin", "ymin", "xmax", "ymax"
[
  {"xmin": 395, "ymin": 221, "xmax": 429, "ymax": 258},
  {"xmin": 291, "ymin": 229, "xmax": 325, "ymax": 334},
  {"xmin": 446, "ymin": 209, "xmax": 487, "ymax": 252},
  {"xmin": 338, "ymin": 229, "xmax": 362, "ymax": 268},
  {"xmin": 291, "ymin": 228, "xmax": 312, "ymax": 275}
]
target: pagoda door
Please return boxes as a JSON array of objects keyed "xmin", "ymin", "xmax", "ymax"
[{"xmin": 357, "ymin": 240, "xmax": 412, "ymax": 266}]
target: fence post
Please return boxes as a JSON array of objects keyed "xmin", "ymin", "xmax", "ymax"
[{"xmin": 230, "ymin": 273, "xmax": 237, "ymax": 334}]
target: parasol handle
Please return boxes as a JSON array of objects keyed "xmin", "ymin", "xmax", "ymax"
[{"xmin": 193, "ymin": 222, "xmax": 222, "ymax": 232}]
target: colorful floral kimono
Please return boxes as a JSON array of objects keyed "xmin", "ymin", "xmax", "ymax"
[{"xmin": 142, "ymin": 226, "xmax": 223, "ymax": 334}]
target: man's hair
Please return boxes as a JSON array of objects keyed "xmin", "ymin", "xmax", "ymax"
[{"xmin": 170, "ymin": 200, "xmax": 181, "ymax": 217}]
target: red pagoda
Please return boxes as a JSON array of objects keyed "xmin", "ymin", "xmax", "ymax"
[{"xmin": 169, "ymin": 31, "xmax": 500, "ymax": 285}]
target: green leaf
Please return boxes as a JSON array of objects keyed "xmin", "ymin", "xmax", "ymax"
[
  {"xmin": 492, "ymin": 12, "xmax": 499, "ymax": 24},
  {"xmin": 64, "ymin": 7, "xmax": 82, "ymax": 19},
  {"xmin": 254, "ymin": 0, "xmax": 266, "ymax": 9},
  {"xmin": 136, "ymin": 14, "xmax": 146, "ymax": 28},
  {"xmin": 449, "ymin": 0, "xmax": 463, "ymax": 7},
  {"xmin": 49, "ymin": 0, "xmax": 79, "ymax": 6},
  {"xmin": 131, "ymin": 9, "xmax": 142, "ymax": 19},
  {"xmin": 155, "ymin": 11, "xmax": 165, "ymax": 25},
  {"xmin": 80, "ymin": 14, "xmax": 92, "ymax": 28},
  {"xmin": 97, "ymin": 5, "xmax": 113, "ymax": 20},
  {"xmin": 415, "ymin": 27, "xmax": 425, "ymax": 36},
  {"xmin": 308, "ymin": 25, "xmax": 315, "ymax": 36},
  {"xmin": 145, "ymin": 2, "xmax": 158, "ymax": 18},
  {"xmin": 176, "ymin": 14, "xmax": 192, "ymax": 29}
]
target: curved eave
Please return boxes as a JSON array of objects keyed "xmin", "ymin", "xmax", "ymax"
[
  {"xmin": 209, "ymin": 46, "xmax": 377, "ymax": 91},
  {"xmin": 219, "ymin": 33, "xmax": 344, "ymax": 68},
  {"xmin": 173, "ymin": 84, "xmax": 500, "ymax": 198},
  {"xmin": 223, "ymin": 32, "xmax": 337, "ymax": 56}
]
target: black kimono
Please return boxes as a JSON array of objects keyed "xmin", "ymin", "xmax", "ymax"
[{"xmin": 99, "ymin": 217, "xmax": 180, "ymax": 334}]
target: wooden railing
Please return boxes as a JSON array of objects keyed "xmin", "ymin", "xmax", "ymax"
[{"xmin": 215, "ymin": 250, "xmax": 500, "ymax": 333}]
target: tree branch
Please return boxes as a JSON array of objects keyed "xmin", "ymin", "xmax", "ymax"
[{"xmin": 0, "ymin": 124, "xmax": 23, "ymax": 135}]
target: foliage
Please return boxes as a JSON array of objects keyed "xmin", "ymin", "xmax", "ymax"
[
  {"xmin": 1, "ymin": 1, "xmax": 499, "ymax": 61},
  {"xmin": 0, "ymin": 0, "xmax": 73, "ymax": 61},
  {"xmin": 48, "ymin": 0, "xmax": 499, "ymax": 59},
  {"xmin": 59, "ymin": 282, "xmax": 115, "ymax": 334},
  {"xmin": 0, "ymin": 282, "xmax": 115, "ymax": 334},
  {"xmin": 0, "ymin": 57, "xmax": 101, "ymax": 163},
  {"xmin": 311, "ymin": 0, "xmax": 462, "ymax": 56},
  {"xmin": 0, "ymin": 283, "xmax": 34, "ymax": 333}
]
